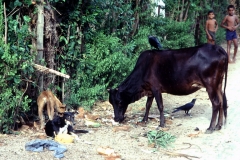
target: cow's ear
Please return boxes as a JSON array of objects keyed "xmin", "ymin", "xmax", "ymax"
[{"xmin": 107, "ymin": 88, "xmax": 110, "ymax": 92}]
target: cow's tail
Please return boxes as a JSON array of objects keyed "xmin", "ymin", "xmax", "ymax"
[{"xmin": 221, "ymin": 47, "xmax": 228, "ymax": 125}]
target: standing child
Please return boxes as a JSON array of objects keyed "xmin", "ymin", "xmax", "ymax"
[
  {"xmin": 221, "ymin": 5, "xmax": 239, "ymax": 63},
  {"xmin": 205, "ymin": 10, "xmax": 218, "ymax": 45}
]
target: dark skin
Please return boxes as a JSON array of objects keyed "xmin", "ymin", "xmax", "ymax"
[
  {"xmin": 221, "ymin": 7, "xmax": 239, "ymax": 63},
  {"xmin": 205, "ymin": 12, "xmax": 218, "ymax": 44}
]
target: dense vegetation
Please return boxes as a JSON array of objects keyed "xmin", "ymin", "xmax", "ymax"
[{"xmin": 0, "ymin": 0, "xmax": 231, "ymax": 133}]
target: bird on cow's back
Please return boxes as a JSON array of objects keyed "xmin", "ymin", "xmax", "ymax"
[
  {"xmin": 172, "ymin": 99, "xmax": 197, "ymax": 116},
  {"xmin": 148, "ymin": 35, "xmax": 162, "ymax": 50}
]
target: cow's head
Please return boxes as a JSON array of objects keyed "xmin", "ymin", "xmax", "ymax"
[{"xmin": 108, "ymin": 88, "xmax": 128, "ymax": 122}]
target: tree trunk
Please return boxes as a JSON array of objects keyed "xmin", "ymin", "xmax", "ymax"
[
  {"xmin": 179, "ymin": 0, "xmax": 185, "ymax": 21},
  {"xmin": 131, "ymin": 0, "xmax": 140, "ymax": 37},
  {"xmin": 36, "ymin": 1, "xmax": 44, "ymax": 92},
  {"xmin": 194, "ymin": 16, "xmax": 200, "ymax": 45},
  {"xmin": 44, "ymin": 1, "xmax": 58, "ymax": 90},
  {"xmin": 183, "ymin": 0, "xmax": 190, "ymax": 21}
]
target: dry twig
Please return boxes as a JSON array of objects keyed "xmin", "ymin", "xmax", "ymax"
[{"xmin": 160, "ymin": 149, "xmax": 200, "ymax": 160}]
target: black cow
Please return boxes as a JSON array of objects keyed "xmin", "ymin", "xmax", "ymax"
[{"xmin": 108, "ymin": 43, "xmax": 228, "ymax": 134}]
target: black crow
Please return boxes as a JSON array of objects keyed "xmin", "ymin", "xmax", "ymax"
[
  {"xmin": 148, "ymin": 35, "xmax": 162, "ymax": 50},
  {"xmin": 172, "ymin": 99, "xmax": 197, "ymax": 115}
]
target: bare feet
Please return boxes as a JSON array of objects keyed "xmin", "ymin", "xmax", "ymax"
[
  {"xmin": 229, "ymin": 58, "xmax": 234, "ymax": 63},
  {"xmin": 228, "ymin": 58, "xmax": 236, "ymax": 63},
  {"xmin": 233, "ymin": 57, "xmax": 236, "ymax": 63}
]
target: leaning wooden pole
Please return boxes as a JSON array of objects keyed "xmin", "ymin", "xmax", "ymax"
[
  {"xmin": 33, "ymin": 64, "xmax": 70, "ymax": 79},
  {"xmin": 36, "ymin": 1, "xmax": 44, "ymax": 91}
]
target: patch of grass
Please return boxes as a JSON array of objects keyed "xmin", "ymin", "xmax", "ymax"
[{"xmin": 147, "ymin": 130, "xmax": 176, "ymax": 148}]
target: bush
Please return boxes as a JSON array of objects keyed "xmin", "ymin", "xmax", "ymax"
[
  {"xmin": 161, "ymin": 19, "xmax": 195, "ymax": 49},
  {"xmin": 65, "ymin": 32, "xmax": 136, "ymax": 109},
  {"xmin": 0, "ymin": 3, "xmax": 34, "ymax": 133}
]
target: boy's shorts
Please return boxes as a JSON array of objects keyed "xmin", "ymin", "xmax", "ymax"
[
  {"xmin": 226, "ymin": 30, "xmax": 238, "ymax": 40},
  {"xmin": 207, "ymin": 30, "xmax": 216, "ymax": 41}
]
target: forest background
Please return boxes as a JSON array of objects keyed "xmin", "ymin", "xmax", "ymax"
[{"xmin": 0, "ymin": 0, "xmax": 238, "ymax": 133}]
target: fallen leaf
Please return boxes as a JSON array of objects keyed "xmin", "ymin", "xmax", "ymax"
[
  {"xmin": 165, "ymin": 119, "xmax": 173, "ymax": 125},
  {"xmin": 97, "ymin": 146, "xmax": 121, "ymax": 160},
  {"xmin": 160, "ymin": 127, "xmax": 170, "ymax": 131},
  {"xmin": 19, "ymin": 125, "xmax": 29, "ymax": 131},
  {"xmin": 76, "ymin": 107, "xmax": 86, "ymax": 119},
  {"xmin": 85, "ymin": 113, "xmax": 100, "ymax": 120},
  {"xmin": 97, "ymin": 147, "xmax": 115, "ymax": 156},
  {"xmin": 112, "ymin": 125, "xmax": 131, "ymax": 132},
  {"xmin": 35, "ymin": 134, "xmax": 47, "ymax": 139},
  {"xmin": 148, "ymin": 143, "xmax": 155, "ymax": 148},
  {"xmin": 0, "ymin": 142, "xmax": 5, "ymax": 146},
  {"xmin": 187, "ymin": 131, "xmax": 201, "ymax": 138},
  {"xmin": 105, "ymin": 157, "xmax": 121, "ymax": 160},
  {"xmin": 136, "ymin": 121, "xmax": 147, "ymax": 127}
]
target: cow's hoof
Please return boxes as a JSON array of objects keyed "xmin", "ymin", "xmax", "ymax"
[
  {"xmin": 137, "ymin": 121, "xmax": 147, "ymax": 127},
  {"xmin": 215, "ymin": 124, "xmax": 222, "ymax": 130},
  {"xmin": 159, "ymin": 122, "xmax": 165, "ymax": 128},
  {"xmin": 205, "ymin": 128, "xmax": 214, "ymax": 134},
  {"xmin": 156, "ymin": 124, "xmax": 165, "ymax": 130}
]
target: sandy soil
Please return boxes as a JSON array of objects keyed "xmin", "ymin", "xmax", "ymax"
[{"xmin": 0, "ymin": 43, "xmax": 239, "ymax": 160}]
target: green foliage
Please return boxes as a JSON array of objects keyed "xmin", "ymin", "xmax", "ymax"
[
  {"xmin": 0, "ymin": 1, "xmax": 34, "ymax": 133},
  {"xmin": 89, "ymin": 0, "xmax": 135, "ymax": 39},
  {"xmin": 163, "ymin": 20, "xmax": 195, "ymax": 49},
  {"xmin": 132, "ymin": 26, "xmax": 153, "ymax": 54},
  {"xmin": 65, "ymin": 32, "xmax": 136, "ymax": 109},
  {"xmin": 147, "ymin": 130, "xmax": 176, "ymax": 148},
  {"xmin": 134, "ymin": 16, "xmax": 195, "ymax": 50}
]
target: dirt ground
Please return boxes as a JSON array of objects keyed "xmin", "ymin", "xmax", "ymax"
[{"xmin": 0, "ymin": 43, "xmax": 240, "ymax": 160}]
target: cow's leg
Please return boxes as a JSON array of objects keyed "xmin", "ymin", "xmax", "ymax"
[
  {"xmin": 206, "ymin": 89, "xmax": 222, "ymax": 134},
  {"xmin": 142, "ymin": 96, "xmax": 154, "ymax": 122},
  {"xmin": 215, "ymin": 91, "xmax": 224, "ymax": 130},
  {"xmin": 152, "ymin": 90, "xmax": 164, "ymax": 127}
]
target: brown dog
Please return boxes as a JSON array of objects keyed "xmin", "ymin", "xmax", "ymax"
[{"xmin": 37, "ymin": 91, "xmax": 66, "ymax": 129}]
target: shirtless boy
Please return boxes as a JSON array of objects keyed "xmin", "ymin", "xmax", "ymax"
[
  {"xmin": 221, "ymin": 5, "xmax": 239, "ymax": 63},
  {"xmin": 205, "ymin": 10, "xmax": 218, "ymax": 45}
]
